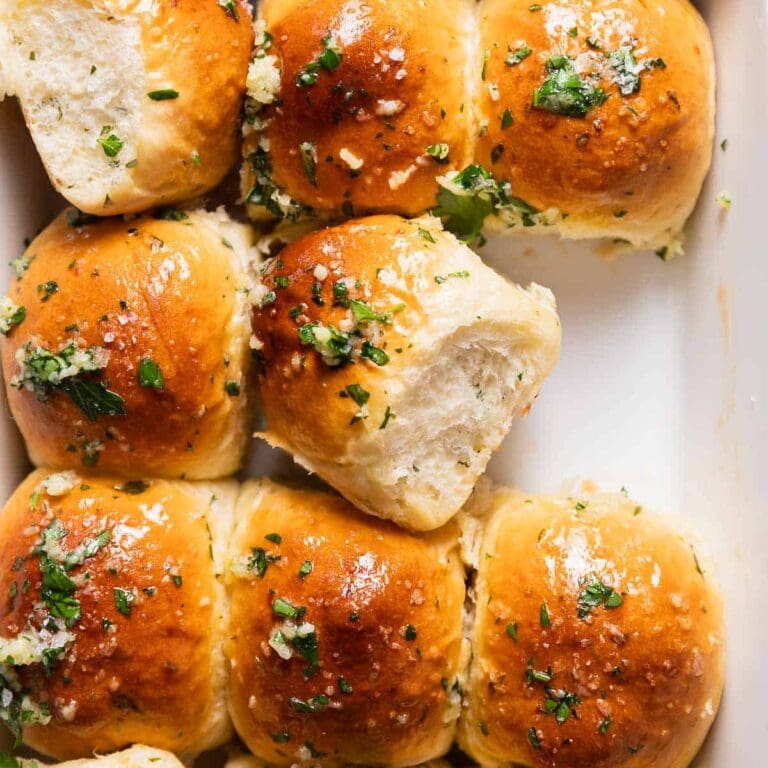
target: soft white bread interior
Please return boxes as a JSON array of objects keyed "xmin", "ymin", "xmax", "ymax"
[
  {"xmin": 250, "ymin": 214, "xmax": 561, "ymax": 531},
  {"xmin": 0, "ymin": 0, "xmax": 253, "ymax": 214},
  {"xmin": 0, "ymin": 207, "xmax": 259, "ymax": 479},
  {"xmin": 16, "ymin": 745, "xmax": 185, "ymax": 768},
  {"xmin": 458, "ymin": 486, "xmax": 725, "ymax": 768}
]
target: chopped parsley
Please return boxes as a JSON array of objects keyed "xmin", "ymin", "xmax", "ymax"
[
  {"xmin": 113, "ymin": 588, "xmax": 134, "ymax": 616},
  {"xmin": 37, "ymin": 281, "xmax": 58, "ymax": 301},
  {"xmin": 265, "ymin": 533, "xmax": 282, "ymax": 544},
  {"xmin": 528, "ymin": 727, "xmax": 541, "ymax": 750},
  {"xmin": 434, "ymin": 271, "xmax": 470, "ymax": 284},
  {"xmin": 97, "ymin": 127, "xmax": 124, "ymax": 158},
  {"xmin": 12, "ymin": 341, "xmax": 125, "ymax": 420},
  {"xmin": 247, "ymin": 547, "xmax": 280, "ymax": 578},
  {"xmin": 224, "ymin": 380, "xmax": 241, "ymax": 396},
  {"xmin": 299, "ymin": 141, "xmax": 318, "ymax": 187},
  {"xmin": 532, "ymin": 56, "xmax": 607, "ymax": 118},
  {"xmin": 298, "ymin": 560, "xmax": 313, "ymax": 579},
  {"xmin": 273, "ymin": 597, "xmax": 304, "ymax": 619},
  {"xmin": 506, "ymin": 622, "xmax": 518, "ymax": 641},
  {"xmin": 379, "ymin": 405, "xmax": 395, "ymax": 429},
  {"xmin": 296, "ymin": 35, "xmax": 342, "ymax": 87},
  {"xmin": 540, "ymin": 602, "xmax": 551, "ymax": 627},
  {"xmin": 418, "ymin": 227, "xmax": 437, "ymax": 243},
  {"xmin": 608, "ymin": 47, "xmax": 642, "ymax": 95},
  {"xmin": 501, "ymin": 108, "xmax": 514, "ymax": 129},
  {"xmin": 404, "ymin": 624, "xmax": 417, "ymax": 641},
  {"xmin": 577, "ymin": 577, "xmax": 624, "ymax": 617},
  {"xmin": 344, "ymin": 383, "xmax": 370, "ymax": 407},
  {"xmin": 434, "ymin": 163, "xmax": 539, "ymax": 243},
  {"xmin": 147, "ymin": 89, "xmax": 179, "ymax": 101},
  {"xmin": 598, "ymin": 716, "xmax": 612, "ymax": 734},
  {"xmin": 289, "ymin": 694, "xmax": 329, "ymax": 713},
  {"xmin": 338, "ymin": 676, "xmax": 353, "ymax": 694},
  {"xmin": 217, "ymin": 0, "xmax": 239, "ymax": 20},
  {"xmin": 138, "ymin": 357, "xmax": 164, "ymax": 389},
  {"xmin": 0, "ymin": 299, "xmax": 25, "ymax": 335},
  {"xmin": 426, "ymin": 143, "xmax": 450, "ymax": 164},
  {"xmin": 506, "ymin": 46, "xmax": 532, "ymax": 66}
]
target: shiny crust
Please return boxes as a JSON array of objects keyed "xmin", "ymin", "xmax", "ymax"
[
  {"xmin": 226, "ymin": 480, "xmax": 467, "ymax": 767},
  {"xmin": 477, "ymin": 0, "xmax": 715, "ymax": 248},
  {"xmin": 0, "ymin": 471, "xmax": 237, "ymax": 759},
  {"xmin": 93, "ymin": 0, "xmax": 252, "ymax": 215},
  {"xmin": 250, "ymin": 214, "xmax": 561, "ymax": 529},
  {"xmin": 0, "ymin": 210, "xmax": 254, "ymax": 479},
  {"xmin": 243, "ymin": 0, "xmax": 475, "ymax": 218},
  {"xmin": 459, "ymin": 488, "xmax": 725, "ymax": 768},
  {"xmin": 245, "ymin": 0, "xmax": 714, "ymax": 248}
]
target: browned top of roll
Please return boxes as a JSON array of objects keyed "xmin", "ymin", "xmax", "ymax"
[
  {"xmin": 247, "ymin": 0, "xmax": 474, "ymax": 217},
  {"xmin": 0, "ymin": 209, "xmax": 252, "ymax": 479},
  {"xmin": 227, "ymin": 480, "xmax": 467, "ymax": 766},
  {"xmin": 476, "ymin": 0, "xmax": 714, "ymax": 245},
  {"xmin": 0, "ymin": 470, "xmax": 230, "ymax": 759},
  {"xmin": 461, "ymin": 489, "xmax": 725, "ymax": 768}
]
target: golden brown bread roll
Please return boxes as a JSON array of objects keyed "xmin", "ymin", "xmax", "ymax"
[
  {"xmin": 459, "ymin": 487, "xmax": 725, "ymax": 768},
  {"xmin": 249, "ymin": 214, "xmax": 561, "ymax": 531},
  {"xmin": 226, "ymin": 479, "xmax": 468, "ymax": 767},
  {"xmin": 241, "ymin": 0, "xmax": 475, "ymax": 221},
  {"xmin": 0, "ymin": 470, "xmax": 237, "ymax": 759},
  {"xmin": 0, "ymin": 0, "xmax": 253, "ymax": 215},
  {"xmin": 0, "ymin": 208, "xmax": 256, "ymax": 479},
  {"xmin": 243, "ymin": 0, "xmax": 714, "ymax": 251},
  {"xmin": 474, "ymin": 0, "xmax": 715, "ymax": 250}
]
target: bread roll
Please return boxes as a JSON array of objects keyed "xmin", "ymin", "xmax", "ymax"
[
  {"xmin": 15, "ymin": 745, "xmax": 185, "ymax": 768},
  {"xmin": 241, "ymin": 0, "xmax": 475, "ymax": 221},
  {"xmin": 226, "ymin": 479, "xmax": 467, "ymax": 767},
  {"xmin": 242, "ymin": 0, "xmax": 713, "ymax": 251},
  {"xmin": 250, "ymin": 214, "xmax": 561, "ymax": 531},
  {"xmin": 0, "ymin": 470, "xmax": 237, "ymax": 759},
  {"xmin": 0, "ymin": 208, "xmax": 256, "ymax": 479},
  {"xmin": 474, "ymin": 0, "xmax": 715, "ymax": 250},
  {"xmin": 459, "ymin": 487, "xmax": 725, "ymax": 767},
  {"xmin": 0, "ymin": 0, "xmax": 253, "ymax": 215}
]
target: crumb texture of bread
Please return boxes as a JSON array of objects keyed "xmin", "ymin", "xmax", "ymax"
[
  {"xmin": 459, "ymin": 487, "xmax": 725, "ymax": 768},
  {"xmin": 251, "ymin": 214, "xmax": 561, "ymax": 530},
  {"xmin": 0, "ymin": 471, "xmax": 238, "ymax": 760},
  {"xmin": 226, "ymin": 479, "xmax": 468, "ymax": 767},
  {"xmin": 19, "ymin": 745, "xmax": 186, "ymax": 768},
  {"xmin": 3, "ymin": 0, "xmax": 253, "ymax": 214},
  {"xmin": 0, "ymin": 207, "xmax": 259, "ymax": 479}
]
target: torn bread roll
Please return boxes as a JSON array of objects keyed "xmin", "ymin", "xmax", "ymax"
[
  {"xmin": 0, "ymin": 471, "xmax": 236, "ymax": 759},
  {"xmin": 0, "ymin": 0, "xmax": 253, "ymax": 215},
  {"xmin": 241, "ymin": 0, "xmax": 475, "ymax": 221},
  {"xmin": 459, "ymin": 487, "xmax": 725, "ymax": 768},
  {"xmin": 15, "ymin": 745, "xmax": 185, "ymax": 768},
  {"xmin": 0, "ymin": 208, "xmax": 256, "ymax": 479},
  {"xmin": 226, "ymin": 479, "xmax": 467, "ymax": 767},
  {"xmin": 249, "ymin": 214, "xmax": 561, "ymax": 531}
]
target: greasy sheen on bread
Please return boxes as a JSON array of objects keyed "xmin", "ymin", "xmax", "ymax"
[
  {"xmin": 242, "ymin": 0, "xmax": 714, "ymax": 251},
  {"xmin": 226, "ymin": 480, "xmax": 468, "ymax": 767},
  {"xmin": 0, "ymin": 471, "xmax": 237, "ymax": 760},
  {"xmin": 249, "ymin": 214, "xmax": 561, "ymax": 531},
  {"xmin": 0, "ymin": 0, "xmax": 253, "ymax": 215},
  {"xmin": 241, "ymin": 0, "xmax": 475, "ymax": 222},
  {"xmin": 459, "ymin": 487, "xmax": 725, "ymax": 768},
  {"xmin": 0, "ymin": 208, "xmax": 257, "ymax": 480}
]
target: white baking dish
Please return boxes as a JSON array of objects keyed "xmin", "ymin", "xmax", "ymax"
[{"xmin": 0, "ymin": 0, "xmax": 765, "ymax": 763}]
